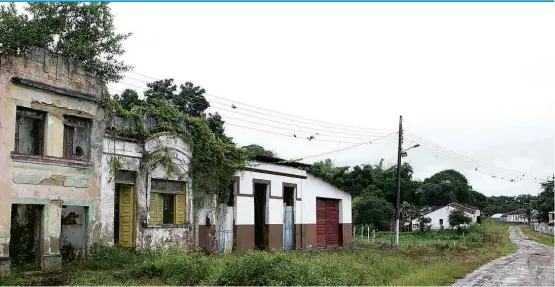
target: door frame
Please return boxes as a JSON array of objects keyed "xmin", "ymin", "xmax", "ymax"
[{"xmin": 117, "ymin": 184, "xmax": 136, "ymax": 248}]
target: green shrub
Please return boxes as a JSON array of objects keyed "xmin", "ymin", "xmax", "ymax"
[
  {"xmin": 127, "ymin": 251, "xmax": 209, "ymax": 285},
  {"xmin": 216, "ymin": 251, "xmax": 320, "ymax": 286},
  {"xmin": 87, "ymin": 244, "xmax": 151, "ymax": 270}
]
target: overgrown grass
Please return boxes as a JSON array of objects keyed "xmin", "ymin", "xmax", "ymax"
[
  {"xmin": 356, "ymin": 225, "xmax": 485, "ymax": 246},
  {"xmin": 519, "ymin": 225, "xmax": 554, "ymax": 247},
  {"xmin": 1, "ymin": 221, "xmax": 515, "ymax": 286}
]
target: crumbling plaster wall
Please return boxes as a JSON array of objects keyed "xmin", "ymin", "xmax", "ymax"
[
  {"xmin": 101, "ymin": 133, "xmax": 196, "ymax": 250},
  {"xmin": 0, "ymin": 50, "xmax": 104, "ymax": 275}
]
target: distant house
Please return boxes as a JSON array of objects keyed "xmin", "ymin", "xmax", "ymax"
[
  {"xmin": 411, "ymin": 203, "xmax": 480, "ymax": 230},
  {"xmin": 502, "ymin": 209, "xmax": 527, "ymax": 223},
  {"xmin": 490, "ymin": 213, "xmax": 503, "ymax": 221}
]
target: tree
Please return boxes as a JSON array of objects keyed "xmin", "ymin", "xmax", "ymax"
[
  {"xmin": 1, "ymin": 2, "xmax": 132, "ymax": 82},
  {"xmin": 144, "ymin": 79, "xmax": 209, "ymax": 117},
  {"xmin": 417, "ymin": 217, "xmax": 432, "ymax": 232},
  {"xmin": 420, "ymin": 183, "xmax": 456, "ymax": 206},
  {"xmin": 353, "ymin": 196, "xmax": 394, "ymax": 231},
  {"xmin": 423, "ymin": 169, "xmax": 476, "ymax": 207},
  {"xmin": 207, "ymin": 113, "xmax": 232, "ymax": 143},
  {"xmin": 241, "ymin": 144, "xmax": 275, "ymax": 157},
  {"xmin": 448, "ymin": 209, "xmax": 472, "ymax": 229},
  {"xmin": 117, "ymin": 89, "xmax": 142, "ymax": 110},
  {"xmin": 537, "ymin": 177, "xmax": 554, "ymax": 222}
]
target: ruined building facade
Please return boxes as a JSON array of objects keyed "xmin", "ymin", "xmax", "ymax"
[
  {"xmin": 0, "ymin": 50, "xmax": 105, "ymax": 275},
  {"xmin": 0, "ymin": 51, "xmax": 352, "ymax": 276}
]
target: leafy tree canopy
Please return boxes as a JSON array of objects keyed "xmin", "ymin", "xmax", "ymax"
[
  {"xmin": 353, "ymin": 196, "xmax": 394, "ymax": 230},
  {"xmin": 0, "ymin": 2, "xmax": 131, "ymax": 82},
  {"xmin": 241, "ymin": 144, "xmax": 276, "ymax": 157}
]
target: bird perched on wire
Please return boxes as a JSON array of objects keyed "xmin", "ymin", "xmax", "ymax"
[
  {"xmin": 307, "ymin": 135, "xmax": 315, "ymax": 141},
  {"xmin": 293, "ymin": 134, "xmax": 297, "ymax": 138},
  {"xmin": 231, "ymin": 104, "xmax": 237, "ymax": 109}
]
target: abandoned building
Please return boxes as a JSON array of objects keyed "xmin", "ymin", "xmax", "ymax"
[
  {"xmin": 0, "ymin": 49, "xmax": 105, "ymax": 275},
  {"xmin": 199, "ymin": 156, "xmax": 352, "ymax": 253},
  {"xmin": 0, "ymin": 50, "xmax": 353, "ymax": 276}
]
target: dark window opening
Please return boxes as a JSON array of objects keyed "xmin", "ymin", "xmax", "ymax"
[
  {"xmin": 9, "ymin": 204, "xmax": 43, "ymax": 272},
  {"xmin": 15, "ymin": 107, "xmax": 45, "ymax": 156},
  {"xmin": 63, "ymin": 115, "xmax": 91, "ymax": 161},
  {"xmin": 283, "ymin": 186, "xmax": 295, "ymax": 207},
  {"xmin": 254, "ymin": 182, "xmax": 268, "ymax": 250},
  {"xmin": 163, "ymin": 194, "xmax": 175, "ymax": 224},
  {"xmin": 227, "ymin": 181, "xmax": 237, "ymax": 207},
  {"xmin": 114, "ymin": 184, "xmax": 120, "ymax": 245},
  {"xmin": 439, "ymin": 219, "xmax": 444, "ymax": 225},
  {"xmin": 150, "ymin": 179, "xmax": 186, "ymax": 225}
]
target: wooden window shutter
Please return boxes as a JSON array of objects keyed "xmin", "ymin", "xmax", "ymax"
[
  {"xmin": 14, "ymin": 115, "xmax": 20, "ymax": 153},
  {"xmin": 156, "ymin": 193, "xmax": 164, "ymax": 223},
  {"xmin": 174, "ymin": 194, "xmax": 186, "ymax": 224},
  {"xmin": 63, "ymin": 125, "xmax": 74, "ymax": 159},
  {"xmin": 37, "ymin": 120, "xmax": 44, "ymax": 155},
  {"xmin": 149, "ymin": 193, "xmax": 162, "ymax": 224}
]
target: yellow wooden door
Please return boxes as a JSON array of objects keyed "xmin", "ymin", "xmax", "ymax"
[{"xmin": 119, "ymin": 185, "xmax": 135, "ymax": 247}]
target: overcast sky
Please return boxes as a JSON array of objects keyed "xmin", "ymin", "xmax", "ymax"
[{"xmin": 107, "ymin": 3, "xmax": 555, "ymax": 197}]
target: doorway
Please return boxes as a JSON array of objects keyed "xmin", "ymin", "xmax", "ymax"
[
  {"xmin": 253, "ymin": 181, "xmax": 269, "ymax": 250},
  {"xmin": 115, "ymin": 184, "xmax": 135, "ymax": 247},
  {"xmin": 316, "ymin": 198, "xmax": 340, "ymax": 248},
  {"xmin": 9, "ymin": 204, "xmax": 43, "ymax": 271},
  {"xmin": 283, "ymin": 184, "xmax": 296, "ymax": 250}
]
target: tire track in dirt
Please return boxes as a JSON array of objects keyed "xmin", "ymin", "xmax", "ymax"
[{"xmin": 453, "ymin": 226, "xmax": 554, "ymax": 286}]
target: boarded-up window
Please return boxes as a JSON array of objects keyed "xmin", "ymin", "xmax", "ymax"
[
  {"xmin": 63, "ymin": 116, "xmax": 91, "ymax": 160},
  {"xmin": 150, "ymin": 179, "xmax": 186, "ymax": 225},
  {"xmin": 15, "ymin": 107, "xmax": 45, "ymax": 155}
]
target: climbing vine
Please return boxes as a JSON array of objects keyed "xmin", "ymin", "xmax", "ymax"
[{"xmin": 100, "ymin": 93, "xmax": 250, "ymax": 216}]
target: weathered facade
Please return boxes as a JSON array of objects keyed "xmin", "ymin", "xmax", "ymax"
[
  {"xmin": 100, "ymin": 132, "xmax": 195, "ymax": 250},
  {"xmin": 0, "ymin": 51, "xmax": 354, "ymax": 276},
  {"xmin": 198, "ymin": 156, "xmax": 353, "ymax": 254},
  {"xmin": 0, "ymin": 50, "xmax": 105, "ymax": 275}
]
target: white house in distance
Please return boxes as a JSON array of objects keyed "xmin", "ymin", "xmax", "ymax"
[
  {"xmin": 198, "ymin": 155, "xmax": 353, "ymax": 253},
  {"xmin": 411, "ymin": 203, "xmax": 480, "ymax": 230},
  {"xmin": 501, "ymin": 209, "xmax": 527, "ymax": 223},
  {"xmin": 490, "ymin": 214, "xmax": 504, "ymax": 221}
]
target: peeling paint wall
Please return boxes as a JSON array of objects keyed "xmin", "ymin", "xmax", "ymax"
[
  {"xmin": 100, "ymin": 133, "xmax": 196, "ymax": 251},
  {"xmin": 0, "ymin": 50, "xmax": 104, "ymax": 275}
]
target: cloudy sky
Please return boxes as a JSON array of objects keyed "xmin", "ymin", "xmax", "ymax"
[{"xmin": 107, "ymin": 3, "xmax": 555, "ymax": 197}]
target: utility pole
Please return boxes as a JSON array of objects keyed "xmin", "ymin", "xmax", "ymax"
[{"xmin": 395, "ymin": 115, "xmax": 403, "ymax": 245}]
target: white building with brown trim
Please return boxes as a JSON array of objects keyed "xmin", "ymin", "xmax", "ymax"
[{"xmin": 199, "ymin": 155, "xmax": 353, "ymax": 253}]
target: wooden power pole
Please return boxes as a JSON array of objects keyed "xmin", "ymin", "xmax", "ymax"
[{"xmin": 395, "ymin": 115, "xmax": 403, "ymax": 245}]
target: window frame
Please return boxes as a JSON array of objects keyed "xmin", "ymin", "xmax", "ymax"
[
  {"xmin": 63, "ymin": 115, "xmax": 92, "ymax": 161},
  {"xmin": 14, "ymin": 107, "xmax": 46, "ymax": 156},
  {"xmin": 149, "ymin": 179, "xmax": 187, "ymax": 227}
]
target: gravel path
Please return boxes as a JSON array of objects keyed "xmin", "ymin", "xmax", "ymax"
[{"xmin": 453, "ymin": 226, "xmax": 554, "ymax": 286}]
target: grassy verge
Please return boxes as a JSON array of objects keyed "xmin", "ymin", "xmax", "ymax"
[
  {"xmin": 1, "ymin": 221, "xmax": 515, "ymax": 286},
  {"xmin": 519, "ymin": 225, "xmax": 554, "ymax": 247}
]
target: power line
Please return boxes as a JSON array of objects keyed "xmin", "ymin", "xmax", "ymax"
[
  {"xmin": 286, "ymin": 131, "xmax": 398, "ymax": 162},
  {"xmin": 205, "ymin": 93, "xmax": 392, "ymax": 132},
  {"xmin": 217, "ymin": 113, "xmax": 398, "ymax": 142},
  {"xmin": 224, "ymin": 122, "xmax": 397, "ymax": 145},
  {"xmin": 405, "ymin": 136, "xmax": 545, "ymax": 183},
  {"xmin": 210, "ymin": 105, "xmax": 394, "ymax": 138},
  {"xmin": 405, "ymin": 132, "xmax": 542, "ymax": 179}
]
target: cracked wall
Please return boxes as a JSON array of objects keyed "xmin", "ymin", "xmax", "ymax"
[
  {"xmin": 100, "ymin": 134, "xmax": 196, "ymax": 251},
  {"xmin": 0, "ymin": 49, "xmax": 104, "ymax": 275}
]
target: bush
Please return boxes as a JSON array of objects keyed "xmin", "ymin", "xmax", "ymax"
[
  {"xmin": 216, "ymin": 251, "xmax": 320, "ymax": 286},
  {"xmin": 127, "ymin": 251, "xmax": 209, "ymax": 285},
  {"xmin": 87, "ymin": 244, "xmax": 151, "ymax": 270}
]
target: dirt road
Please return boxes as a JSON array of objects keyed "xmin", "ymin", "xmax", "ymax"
[{"xmin": 453, "ymin": 226, "xmax": 554, "ymax": 286}]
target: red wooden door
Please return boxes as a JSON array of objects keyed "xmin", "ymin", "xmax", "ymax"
[
  {"xmin": 325, "ymin": 199, "xmax": 340, "ymax": 247},
  {"xmin": 316, "ymin": 199, "xmax": 327, "ymax": 247}
]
